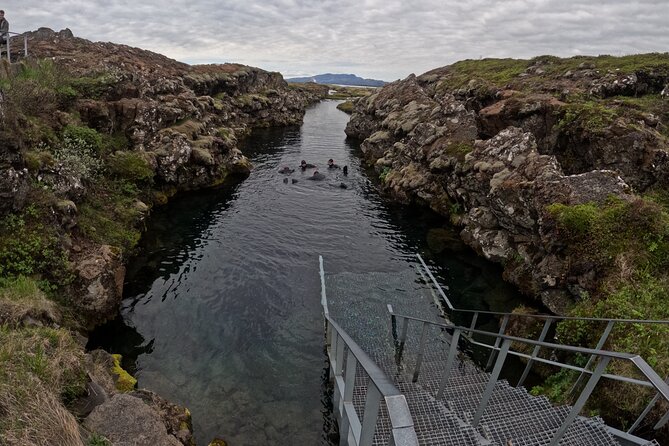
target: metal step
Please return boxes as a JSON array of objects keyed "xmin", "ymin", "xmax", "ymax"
[{"xmin": 509, "ymin": 417, "xmax": 620, "ymax": 446}]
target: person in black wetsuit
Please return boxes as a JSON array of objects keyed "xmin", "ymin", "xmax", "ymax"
[
  {"xmin": 342, "ymin": 165, "xmax": 348, "ymax": 176},
  {"xmin": 307, "ymin": 171, "xmax": 325, "ymax": 181},
  {"xmin": 278, "ymin": 166, "xmax": 294, "ymax": 174},
  {"xmin": 327, "ymin": 159, "xmax": 340, "ymax": 169},
  {"xmin": 300, "ymin": 160, "xmax": 316, "ymax": 170}
]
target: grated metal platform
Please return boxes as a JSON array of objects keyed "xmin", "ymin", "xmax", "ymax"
[{"xmin": 324, "ymin": 268, "xmax": 660, "ymax": 446}]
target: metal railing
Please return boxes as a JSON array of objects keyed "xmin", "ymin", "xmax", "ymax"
[
  {"xmin": 388, "ymin": 306, "xmax": 669, "ymax": 446},
  {"xmin": 415, "ymin": 253, "xmax": 669, "ymax": 430},
  {"xmin": 2, "ymin": 32, "xmax": 28, "ymax": 62},
  {"xmin": 388, "ymin": 305, "xmax": 669, "ymax": 446},
  {"xmin": 320, "ymin": 256, "xmax": 419, "ymax": 446}
]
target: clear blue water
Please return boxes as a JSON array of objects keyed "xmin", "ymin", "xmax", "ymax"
[{"xmin": 89, "ymin": 101, "xmax": 524, "ymax": 445}]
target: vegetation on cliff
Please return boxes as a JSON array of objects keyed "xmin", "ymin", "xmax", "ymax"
[
  {"xmin": 346, "ymin": 52, "xmax": 669, "ymax": 437},
  {"xmin": 0, "ymin": 29, "xmax": 325, "ymax": 444}
]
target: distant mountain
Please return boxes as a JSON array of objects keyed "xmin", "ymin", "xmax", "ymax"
[{"xmin": 286, "ymin": 73, "xmax": 386, "ymax": 87}]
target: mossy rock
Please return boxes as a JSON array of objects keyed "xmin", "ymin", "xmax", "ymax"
[
  {"xmin": 191, "ymin": 147, "xmax": 215, "ymax": 166},
  {"xmin": 208, "ymin": 439, "xmax": 227, "ymax": 446},
  {"xmin": 111, "ymin": 354, "xmax": 137, "ymax": 392}
]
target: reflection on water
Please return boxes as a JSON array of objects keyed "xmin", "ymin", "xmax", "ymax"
[{"xmin": 88, "ymin": 101, "xmax": 524, "ymax": 445}]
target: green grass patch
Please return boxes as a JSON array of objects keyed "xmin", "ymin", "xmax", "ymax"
[
  {"xmin": 77, "ymin": 181, "xmax": 145, "ymax": 254},
  {"xmin": 438, "ymin": 58, "xmax": 530, "ymax": 89},
  {"xmin": 444, "ymin": 141, "xmax": 474, "ymax": 161},
  {"xmin": 557, "ymin": 101, "xmax": 619, "ymax": 134},
  {"xmin": 0, "ymin": 325, "xmax": 87, "ymax": 444},
  {"xmin": 107, "ymin": 151, "xmax": 154, "ymax": 183},
  {"xmin": 0, "ymin": 205, "xmax": 72, "ymax": 286},
  {"xmin": 336, "ymin": 101, "xmax": 355, "ymax": 114}
]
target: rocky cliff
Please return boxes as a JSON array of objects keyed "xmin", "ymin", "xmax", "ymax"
[
  {"xmin": 0, "ymin": 28, "xmax": 325, "ymax": 445},
  {"xmin": 346, "ymin": 55, "xmax": 669, "ymax": 427},
  {"xmin": 346, "ymin": 54, "xmax": 669, "ymax": 314}
]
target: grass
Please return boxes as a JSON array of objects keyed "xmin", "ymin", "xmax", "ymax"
[
  {"xmin": 77, "ymin": 181, "xmax": 144, "ymax": 255},
  {"xmin": 434, "ymin": 53, "xmax": 669, "ymax": 91},
  {"xmin": 0, "ymin": 325, "xmax": 87, "ymax": 445},
  {"xmin": 336, "ymin": 101, "xmax": 355, "ymax": 114},
  {"xmin": 543, "ymin": 198, "xmax": 669, "ymax": 425},
  {"xmin": 0, "ymin": 205, "xmax": 72, "ymax": 286},
  {"xmin": 444, "ymin": 141, "xmax": 474, "ymax": 161},
  {"xmin": 0, "ymin": 276, "xmax": 60, "ymax": 328}
]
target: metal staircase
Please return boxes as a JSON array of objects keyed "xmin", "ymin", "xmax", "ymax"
[{"xmin": 319, "ymin": 255, "xmax": 669, "ymax": 446}]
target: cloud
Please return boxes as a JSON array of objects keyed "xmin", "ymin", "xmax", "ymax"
[{"xmin": 10, "ymin": 0, "xmax": 669, "ymax": 80}]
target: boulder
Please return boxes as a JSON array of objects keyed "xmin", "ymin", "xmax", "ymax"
[{"xmin": 83, "ymin": 394, "xmax": 182, "ymax": 446}]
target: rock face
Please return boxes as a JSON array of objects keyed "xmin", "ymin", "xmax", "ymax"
[
  {"xmin": 346, "ymin": 57, "xmax": 669, "ymax": 312},
  {"xmin": 24, "ymin": 28, "xmax": 325, "ymax": 193},
  {"xmin": 77, "ymin": 350, "xmax": 194, "ymax": 446},
  {"xmin": 0, "ymin": 29, "xmax": 326, "ymax": 327},
  {"xmin": 84, "ymin": 394, "xmax": 183, "ymax": 446},
  {"xmin": 0, "ymin": 29, "xmax": 325, "ymax": 443}
]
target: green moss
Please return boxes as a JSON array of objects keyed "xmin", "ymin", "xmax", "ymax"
[
  {"xmin": 107, "ymin": 151, "xmax": 154, "ymax": 183},
  {"xmin": 439, "ymin": 58, "xmax": 530, "ymax": 89},
  {"xmin": 379, "ymin": 166, "xmax": 392, "ymax": 183},
  {"xmin": 336, "ymin": 101, "xmax": 355, "ymax": 114},
  {"xmin": 547, "ymin": 197, "xmax": 669, "ymax": 408},
  {"xmin": 546, "ymin": 203, "xmax": 598, "ymax": 234},
  {"xmin": 557, "ymin": 101, "xmax": 619, "ymax": 134},
  {"xmin": 77, "ymin": 181, "xmax": 145, "ymax": 254},
  {"xmin": 62, "ymin": 125, "xmax": 103, "ymax": 153},
  {"xmin": 70, "ymin": 72, "xmax": 118, "ymax": 99},
  {"xmin": 111, "ymin": 354, "xmax": 137, "ymax": 393},
  {"xmin": 0, "ymin": 205, "xmax": 72, "ymax": 286},
  {"xmin": 444, "ymin": 141, "xmax": 474, "ymax": 161},
  {"xmin": 171, "ymin": 119, "xmax": 204, "ymax": 140},
  {"xmin": 87, "ymin": 434, "xmax": 112, "ymax": 446},
  {"xmin": 236, "ymin": 94, "xmax": 269, "ymax": 107}
]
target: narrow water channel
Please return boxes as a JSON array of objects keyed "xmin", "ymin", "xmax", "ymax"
[{"xmin": 89, "ymin": 100, "xmax": 524, "ymax": 445}]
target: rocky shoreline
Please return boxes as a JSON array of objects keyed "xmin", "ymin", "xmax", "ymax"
[
  {"xmin": 0, "ymin": 29, "xmax": 325, "ymax": 445},
  {"xmin": 346, "ymin": 55, "xmax": 669, "ymax": 314},
  {"xmin": 345, "ymin": 54, "xmax": 669, "ymax": 427}
]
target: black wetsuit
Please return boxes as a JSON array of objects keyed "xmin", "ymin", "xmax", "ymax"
[{"xmin": 308, "ymin": 172, "xmax": 326, "ymax": 181}]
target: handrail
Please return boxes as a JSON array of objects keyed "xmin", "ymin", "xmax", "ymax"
[
  {"xmin": 2, "ymin": 31, "xmax": 29, "ymax": 62},
  {"xmin": 416, "ymin": 253, "xmax": 669, "ymax": 325},
  {"xmin": 417, "ymin": 252, "xmax": 669, "ymax": 416},
  {"xmin": 389, "ymin": 306, "xmax": 669, "ymax": 444},
  {"xmin": 320, "ymin": 256, "xmax": 418, "ymax": 446}
]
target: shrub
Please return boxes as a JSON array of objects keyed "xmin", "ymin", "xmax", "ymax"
[
  {"xmin": 107, "ymin": 151, "xmax": 154, "ymax": 183},
  {"xmin": 0, "ymin": 206, "xmax": 71, "ymax": 286}
]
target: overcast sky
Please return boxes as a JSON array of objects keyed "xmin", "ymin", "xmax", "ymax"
[{"xmin": 10, "ymin": 1, "xmax": 669, "ymax": 81}]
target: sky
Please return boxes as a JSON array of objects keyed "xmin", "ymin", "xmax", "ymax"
[{"xmin": 9, "ymin": 0, "xmax": 669, "ymax": 81}]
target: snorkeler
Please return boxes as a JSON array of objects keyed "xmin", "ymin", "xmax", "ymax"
[
  {"xmin": 279, "ymin": 166, "xmax": 295, "ymax": 174},
  {"xmin": 300, "ymin": 160, "xmax": 317, "ymax": 170},
  {"xmin": 307, "ymin": 171, "xmax": 326, "ymax": 181},
  {"xmin": 327, "ymin": 159, "xmax": 340, "ymax": 169},
  {"xmin": 342, "ymin": 165, "xmax": 348, "ymax": 176}
]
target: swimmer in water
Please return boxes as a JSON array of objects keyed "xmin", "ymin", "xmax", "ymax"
[
  {"xmin": 343, "ymin": 165, "xmax": 348, "ymax": 176},
  {"xmin": 300, "ymin": 160, "xmax": 317, "ymax": 170},
  {"xmin": 307, "ymin": 171, "xmax": 326, "ymax": 181},
  {"xmin": 279, "ymin": 166, "xmax": 295, "ymax": 174},
  {"xmin": 327, "ymin": 159, "xmax": 340, "ymax": 169}
]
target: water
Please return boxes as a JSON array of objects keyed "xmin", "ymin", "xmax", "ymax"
[{"xmin": 88, "ymin": 100, "xmax": 524, "ymax": 445}]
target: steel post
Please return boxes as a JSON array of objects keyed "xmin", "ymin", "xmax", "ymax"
[
  {"xmin": 486, "ymin": 315, "xmax": 509, "ymax": 370},
  {"xmin": 437, "ymin": 329, "xmax": 461, "ymax": 399},
  {"xmin": 517, "ymin": 318, "xmax": 553, "ymax": 387},
  {"xmin": 570, "ymin": 320, "xmax": 615, "ymax": 395},
  {"xmin": 473, "ymin": 339, "xmax": 511, "ymax": 427},
  {"xmin": 412, "ymin": 321, "xmax": 429, "ymax": 382},
  {"xmin": 549, "ymin": 356, "xmax": 611, "ymax": 446},
  {"xmin": 359, "ymin": 384, "xmax": 382, "ymax": 446}
]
